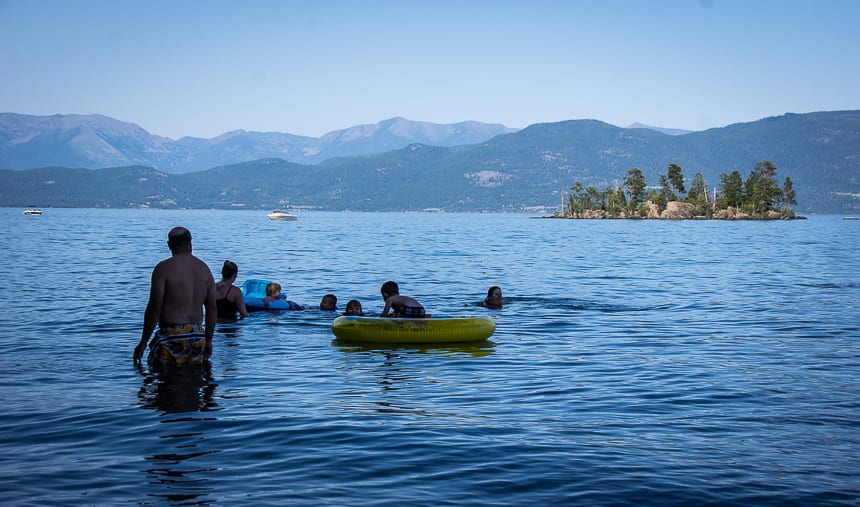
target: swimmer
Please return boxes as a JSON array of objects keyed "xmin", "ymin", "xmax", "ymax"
[
  {"xmin": 344, "ymin": 299, "xmax": 364, "ymax": 316},
  {"xmin": 479, "ymin": 286, "xmax": 503, "ymax": 309}
]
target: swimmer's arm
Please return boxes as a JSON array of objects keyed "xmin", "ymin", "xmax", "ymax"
[{"xmin": 235, "ymin": 290, "xmax": 249, "ymax": 318}]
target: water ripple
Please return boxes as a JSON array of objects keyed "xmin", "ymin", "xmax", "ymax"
[{"xmin": 0, "ymin": 210, "xmax": 858, "ymax": 505}]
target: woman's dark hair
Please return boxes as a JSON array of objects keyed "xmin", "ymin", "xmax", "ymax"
[
  {"xmin": 486, "ymin": 286, "xmax": 501, "ymax": 299},
  {"xmin": 222, "ymin": 260, "xmax": 238, "ymax": 278}
]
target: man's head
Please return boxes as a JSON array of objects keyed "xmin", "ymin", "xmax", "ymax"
[{"xmin": 167, "ymin": 227, "xmax": 192, "ymax": 253}]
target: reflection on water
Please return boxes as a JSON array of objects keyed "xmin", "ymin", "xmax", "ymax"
[
  {"xmin": 331, "ymin": 340, "xmax": 495, "ymax": 358},
  {"xmin": 142, "ymin": 443, "xmax": 220, "ymax": 505},
  {"xmin": 331, "ymin": 342, "xmax": 499, "ymax": 421},
  {"xmin": 136, "ymin": 363, "xmax": 221, "ymax": 504},
  {"xmin": 137, "ymin": 363, "xmax": 219, "ymax": 415}
]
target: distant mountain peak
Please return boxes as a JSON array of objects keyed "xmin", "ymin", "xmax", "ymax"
[
  {"xmin": 0, "ymin": 113, "xmax": 515, "ymax": 172},
  {"xmin": 2, "ymin": 110, "xmax": 857, "ymax": 214},
  {"xmin": 627, "ymin": 122, "xmax": 693, "ymax": 136}
]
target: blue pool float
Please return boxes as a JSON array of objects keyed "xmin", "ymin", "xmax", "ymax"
[{"xmin": 242, "ymin": 279, "xmax": 304, "ymax": 311}]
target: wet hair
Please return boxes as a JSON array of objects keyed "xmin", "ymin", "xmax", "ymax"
[
  {"xmin": 320, "ymin": 293, "xmax": 337, "ymax": 310},
  {"xmin": 222, "ymin": 260, "xmax": 238, "ymax": 279},
  {"xmin": 345, "ymin": 300, "xmax": 363, "ymax": 316},
  {"xmin": 266, "ymin": 282, "xmax": 282, "ymax": 298},
  {"xmin": 381, "ymin": 281, "xmax": 399, "ymax": 296},
  {"xmin": 486, "ymin": 286, "xmax": 501, "ymax": 299},
  {"xmin": 167, "ymin": 227, "xmax": 192, "ymax": 249}
]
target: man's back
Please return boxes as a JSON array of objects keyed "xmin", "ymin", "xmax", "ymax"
[
  {"xmin": 135, "ymin": 226, "xmax": 217, "ymax": 365},
  {"xmin": 156, "ymin": 253, "xmax": 214, "ymax": 326}
]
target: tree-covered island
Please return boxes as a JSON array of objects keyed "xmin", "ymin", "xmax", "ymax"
[{"xmin": 551, "ymin": 161, "xmax": 800, "ymax": 220}]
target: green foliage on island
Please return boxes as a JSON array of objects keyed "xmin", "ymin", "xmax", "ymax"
[{"xmin": 558, "ymin": 161, "xmax": 799, "ymax": 219}]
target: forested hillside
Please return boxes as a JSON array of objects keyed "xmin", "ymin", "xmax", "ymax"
[{"xmin": 2, "ymin": 111, "xmax": 857, "ymax": 214}]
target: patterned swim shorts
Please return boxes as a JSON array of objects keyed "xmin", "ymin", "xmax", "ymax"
[
  {"xmin": 396, "ymin": 306, "xmax": 426, "ymax": 318},
  {"xmin": 148, "ymin": 323, "xmax": 207, "ymax": 367}
]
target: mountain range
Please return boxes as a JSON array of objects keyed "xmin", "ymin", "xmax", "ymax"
[
  {"xmin": 0, "ymin": 113, "xmax": 516, "ymax": 173},
  {"xmin": 1, "ymin": 111, "xmax": 858, "ymax": 214}
]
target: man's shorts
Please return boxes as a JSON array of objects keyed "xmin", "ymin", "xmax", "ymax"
[{"xmin": 148, "ymin": 323, "xmax": 207, "ymax": 367}]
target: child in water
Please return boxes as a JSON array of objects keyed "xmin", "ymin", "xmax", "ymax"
[
  {"xmin": 320, "ymin": 293, "xmax": 337, "ymax": 311},
  {"xmin": 380, "ymin": 281, "xmax": 426, "ymax": 318},
  {"xmin": 344, "ymin": 299, "xmax": 364, "ymax": 316},
  {"xmin": 264, "ymin": 282, "xmax": 283, "ymax": 307}
]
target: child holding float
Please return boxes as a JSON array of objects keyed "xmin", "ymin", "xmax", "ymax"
[{"xmin": 380, "ymin": 280, "xmax": 427, "ymax": 318}]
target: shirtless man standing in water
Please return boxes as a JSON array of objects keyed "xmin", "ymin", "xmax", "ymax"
[{"xmin": 133, "ymin": 227, "xmax": 217, "ymax": 366}]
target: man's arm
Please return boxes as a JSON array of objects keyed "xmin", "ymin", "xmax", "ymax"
[
  {"xmin": 203, "ymin": 280, "xmax": 217, "ymax": 359},
  {"xmin": 134, "ymin": 267, "xmax": 165, "ymax": 363}
]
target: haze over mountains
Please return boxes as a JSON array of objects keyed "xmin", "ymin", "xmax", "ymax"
[
  {"xmin": 1, "ymin": 111, "xmax": 858, "ymax": 214},
  {"xmin": 625, "ymin": 123, "xmax": 693, "ymax": 136},
  {"xmin": 0, "ymin": 113, "xmax": 516, "ymax": 173}
]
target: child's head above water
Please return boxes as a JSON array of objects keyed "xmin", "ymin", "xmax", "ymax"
[
  {"xmin": 320, "ymin": 294, "xmax": 337, "ymax": 311},
  {"xmin": 266, "ymin": 282, "xmax": 282, "ymax": 298},
  {"xmin": 345, "ymin": 300, "xmax": 363, "ymax": 316}
]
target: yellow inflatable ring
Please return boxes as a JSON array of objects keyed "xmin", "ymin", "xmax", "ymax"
[{"xmin": 331, "ymin": 316, "xmax": 495, "ymax": 344}]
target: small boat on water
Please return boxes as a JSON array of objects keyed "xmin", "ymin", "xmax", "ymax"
[
  {"xmin": 23, "ymin": 209, "xmax": 43, "ymax": 215},
  {"xmin": 267, "ymin": 209, "xmax": 298, "ymax": 221}
]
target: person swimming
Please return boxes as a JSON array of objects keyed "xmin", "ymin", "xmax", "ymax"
[
  {"xmin": 320, "ymin": 293, "xmax": 337, "ymax": 311},
  {"xmin": 479, "ymin": 286, "xmax": 503, "ymax": 309},
  {"xmin": 264, "ymin": 282, "xmax": 284, "ymax": 307},
  {"xmin": 344, "ymin": 299, "xmax": 364, "ymax": 316}
]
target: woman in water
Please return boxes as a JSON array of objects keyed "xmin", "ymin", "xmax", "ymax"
[
  {"xmin": 479, "ymin": 286, "xmax": 504, "ymax": 310},
  {"xmin": 215, "ymin": 260, "xmax": 249, "ymax": 320}
]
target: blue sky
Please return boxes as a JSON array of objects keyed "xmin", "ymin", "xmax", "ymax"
[{"xmin": 1, "ymin": 0, "xmax": 858, "ymax": 139}]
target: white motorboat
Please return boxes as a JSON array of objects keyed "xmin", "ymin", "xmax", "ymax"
[
  {"xmin": 267, "ymin": 209, "xmax": 298, "ymax": 221},
  {"xmin": 23, "ymin": 209, "xmax": 43, "ymax": 215}
]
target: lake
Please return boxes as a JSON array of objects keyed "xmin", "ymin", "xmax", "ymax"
[{"xmin": 1, "ymin": 208, "xmax": 858, "ymax": 505}]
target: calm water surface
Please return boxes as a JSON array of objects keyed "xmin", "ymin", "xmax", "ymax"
[{"xmin": 1, "ymin": 209, "xmax": 858, "ymax": 505}]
